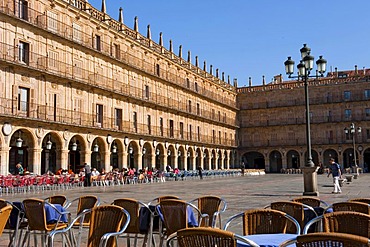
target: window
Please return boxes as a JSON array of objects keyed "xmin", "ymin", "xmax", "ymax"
[
  {"xmin": 366, "ymin": 108, "xmax": 370, "ymax": 118},
  {"xmin": 73, "ymin": 23, "xmax": 82, "ymax": 43},
  {"xmin": 367, "ymin": 129, "xmax": 370, "ymax": 140},
  {"xmin": 327, "ymin": 110, "xmax": 332, "ymax": 122},
  {"xmin": 48, "ymin": 51, "xmax": 58, "ymax": 69},
  {"xmin": 186, "ymin": 79, "xmax": 190, "ymax": 88},
  {"xmin": 345, "ymin": 109, "xmax": 352, "ymax": 120},
  {"xmin": 144, "ymin": 85, "xmax": 150, "ymax": 99},
  {"xmin": 113, "ymin": 43, "xmax": 120, "ymax": 59},
  {"xmin": 196, "ymin": 103, "xmax": 200, "ymax": 115},
  {"xmin": 95, "ymin": 35, "xmax": 101, "ymax": 51},
  {"xmin": 197, "ymin": 126, "xmax": 200, "ymax": 141},
  {"xmin": 212, "ymin": 109, "xmax": 215, "ymax": 119},
  {"xmin": 344, "ymin": 91, "xmax": 351, "ymax": 100},
  {"xmin": 188, "ymin": 100, "xmax": 192, "ymax": 113},
  {"xmin": 18, "ymin": 0, "xmax": 28, "ymax": 20},
  {"xmin": 218, "ymin": 131, "xmax": 221, "ymax": 144},
  {"xmin": 212, "ymin": 130, "xmax": 216, "ymax": 143},
  {"xmin": 156, "ymin": 64, "xmax": 160, "ymax": 76},
  {"xmin": 194, "ymin": 82, "xmax": 198, "ymax": 92},
  {"xmin": 180, "ymin": 122, "xmax": 184, "ymax": 139},
  {"xmin": 47, "ymin": 11, "xmax": 58, "ymax": 33},
  {"xmin": 218, "ymin": 111, "xmax": 221, "ymax": 121},
  {"xmin": 18, "ymin": 41, "xmax": 29, "ymax": 64},
  {"xmin": 115, "ymin": 108, "xmax": 122, "ymax": 130},
  {"xmin": 18, "ymin": 87, "xmax": 29, "ymax": 113},
  {"xmin": 160, "ymin": 117, "xmax": 164, "ymax": 136},
  {"xmin": 147, "ymin": 115, "xmax": 151, "ymax": 135},
  {"xmin": 133, "ymin": 111, "xmax": 137, "ymax": 132},
  {"xmin": 96, "ymin": 104, "xmax": 103, "ymax": 127},
  {"xmin": 189, "ymin": 124, "xmax": 192, "ymax": 140},
  {"xmin": 365, "ymin": 90, "xmax": 370, "ymax": 99},
  {"xmin": 169, "ymin": 120, "xmax": 174, "ymax": 138}
]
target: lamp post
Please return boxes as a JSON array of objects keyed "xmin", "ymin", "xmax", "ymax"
[
  {"xmin": 344, "ymin": 123, "xmax": 361, "ymax": 174},
  {"xmin": 284, "ymin": 44, "xmax": 327, "ymax": 196}
]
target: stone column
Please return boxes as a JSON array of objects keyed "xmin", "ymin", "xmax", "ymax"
[
  {"xmin": 31, "ymin": 148, "xmax": 42, "ymax": 175},
  {"xmin": 0, "ymin": 147, "xmax": 10, "ymax": 175},
  {"xmin": 103, "ymin": 151, "xmax": 111, "ymax": 172},
  {"xmin": 81, "ymin": 150, "xmax": 92, "ymax": 165},
  {"xmin": 60, "ymin": 149, "xmax": 69, "ymax": 170}
]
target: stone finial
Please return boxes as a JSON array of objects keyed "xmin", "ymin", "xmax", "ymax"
[
  {"xmin": 216, "ymin": 68, "xmax": 219, "ymax": 78},
  {"xmin": 210, "ymin": 65, "xmax": 213, "ymax": 75},
  {"xmin": 169, "ymin": 39, "xmax": 173, "ymax": 53},
  {"xmin": 179, "ymin": 45, "xmax": 182, "ymax": 58},
  {"xmin": 222, "ymin": 72, "xmax": 225, "ymax": 81},
  {"xmin": 228, "ymin": 75, "xmax": 230, "ymax": 84},
  {"xmin": 203, "ymin": 61, "xmax": 207, "ymax": 72},
  {"xmin": 262, "ymin": 75, "xmax": 266, "ymax": 85},
  {"xmin": 195, "ymin": 56, "xmax": 199, "ymax": 67},
  {"xmin": 101, "ymin": 0, "xmax": 106, "ymax": 13},
  {"xmin": 249, "ymin": 77, "xmax": 252, "ymax": 87},
  {"xmin": 159, "ymin": 32, "xmax": 163, "ymax": 46},
  {"xmin": 147, "ymin": 25, "xmax": 151, "ymax": 39},
  {"xmin": 187, "ymin": 51, "xmax": 191, "ymax": 63},
  {"xmin": 134, "ymin": 16, "xmax": 139, "ymax": 32},
  {"xmin": 355, "ymin": 65, "xmax": 358, "ymax": 75},
  {"xmin": 118, "ymin": 7, "xmax": 124, "ymax": 24},
  {"xmin": 233, "ymin": 78, "xmax": 238, "ymax": 87}
]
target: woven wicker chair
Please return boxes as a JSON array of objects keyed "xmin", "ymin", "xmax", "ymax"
[
  {"xmin": 158, "ymin": 199, "xmax": 208, "ymax": 247},
  {"xmin": 45, "ymin": 195, "xmax": 68, "ymax": 207},
  {"xmin": 21, "ymin": 198, "xmax": 69, "ymax": 247},
  {"xmin": 0, "ymin": 205, "xmax": 12, "ymax": 236},
  {"xmin": 303, "ymin": 211, "xmax": 370, "ymax": 237},
  {"xmin": 280, "ymin": 232, "xmax": 370, "ymax": 247},
  {"xmin": 64, "ymin": 195, "xmax": 100, "ymax": 246},
  {"xmin": 223, "ymin": 208, "xmax": 301, "ymax": 235},
  {"xmin": 48, "ymin": 205, "xmax": 130, "ymax": 247},
  {"xmin": 166, "ymin": 227, "xmax": 259, "ymax": 247},
  {"xmin": 188, "ymin": 195, "xmax": 227, "ymax": 228},
  {"xmin": 349, "ymin": 198, "xmax": 370, "ymax": 205},
  {"xmin": 0, "ymin": 199, "xmax": 27, "ymax": 247},
  {"xmin": 112, "ymin": 198, "xmax": 154, "ymax": 247},
  {"xmin": 267, "ymin": 201, "xmax": 317, "ymax": 233},
  {"xmin": 291, "ymin": 196, "xmax": 329, "ymax": 207},
  {"xmin": 329, "ymin": 201, "xmax": 370, "ymax": 214},
  {"xmin": 148, "ymin": 195, "xmax": 180, "ymax": 206}
]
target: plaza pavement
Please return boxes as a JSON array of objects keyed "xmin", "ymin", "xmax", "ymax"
[{"xmin": 0, "ymin": 172, "xmax": 368, "ymax": 246}]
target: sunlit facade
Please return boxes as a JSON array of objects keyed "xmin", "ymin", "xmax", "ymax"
[
  {"xmin": 0, "ymin": 0, "xmax": 238, "ymax": 175},
  {"xmin": 238, "ymin": 69, "xmax": 370, "ymax": 172}
]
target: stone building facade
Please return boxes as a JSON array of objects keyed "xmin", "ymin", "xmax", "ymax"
[
  {"xmin": 238, "ymin": 68, "xmax": 370, "ymax": 173},
  {"xmin": 0, "ymin": 0, "xmax": 238, "ymax": 175}
]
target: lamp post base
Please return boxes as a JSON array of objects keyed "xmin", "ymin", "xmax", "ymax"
[{"xmin": 302, "ymin": 166, "xmax": 319, "ymax": 196}]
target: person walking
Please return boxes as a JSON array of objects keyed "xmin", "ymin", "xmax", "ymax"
[
  {"xmin": 84, "ymin": 163, "xmax": 92, "ymax": 187},
  {"xmin": 327, "ymin": 158, "xmax": 342, "ymax": 194},
  {"xmin": 197, "ymin": 165, "xmax": 203, "ymax": 179}
]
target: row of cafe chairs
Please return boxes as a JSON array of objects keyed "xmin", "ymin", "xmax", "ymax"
[{"xmin": 0, "ymin": 174, "xmax": 84, "ymax": 194}]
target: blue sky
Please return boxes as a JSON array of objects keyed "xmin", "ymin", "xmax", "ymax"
[{"xmin": 89, "ymin": 0, "xmax": 370, "ymax": 86}]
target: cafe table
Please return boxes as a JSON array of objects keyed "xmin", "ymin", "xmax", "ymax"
[{"xmin": 237, "ymin": 233, "xmax": 298, "ymax": 247}]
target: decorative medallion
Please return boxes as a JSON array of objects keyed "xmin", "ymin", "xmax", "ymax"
[{"xmin": 2, "ymin": 123, "xmax": 12, "ymax": 136}]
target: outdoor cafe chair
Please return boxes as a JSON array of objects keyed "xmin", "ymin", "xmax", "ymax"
[
  {"xmin": 188, "ymin": 195, "xmax": 227, "ymax": 228},
  {"xmin": 45, "ymin": 195, "xmax": 69, "ymax": 207},
  {"xmin": 326, "ymin": 201, "xmax": 370, "ymax": 214},
  {"xmin": 48, "ymin": 205, "xmax": 130, "ymax": 247},
  {"xmin": 64, "ymin": 195, "xmax": 100, "ymax": 246},
  {"xmin": 157, "ymin": 199, "xmax": 208, "ymax": 247},
  {"xmin": 291, "ymin": 196, "xmax": 329, "ymax": 208},
  {"xmin": 223, "ymin": 208, "xmax": 301, "ymax": 235},
  {"xmin": 166, "ymin": 227, "xmax": 259, "ymax": 247},
  {"xmin": 0, "ymin": 204, "xmax": 12, "ymax": 236},
  {"xmin": 266, "ymin": 200, "xmax": 317, "ymax": 233},
  {"xmin": 112, "ymin": 198, "xmax": 154, "ymax": 247},
  {"xmin": 303, "ymin": 211, "xmax": 370, "ymax": 238},
  {"xmin": 349, "ymin": 198, "xmax": 370, "ymax": 205},
  {"xmin": 280, "ymin": 232, "xmax": 370, "ymax": 247},
  {"xmin": 21, "ymin": 198, "xmax": 70, "ymax": 247},
  {"xmin": 147, "ymin": 195, "xmax": 180, "ymax": 206},
  {"xmin": 0, "ymin": 200, "xmax": 27, "ymax": 247}
]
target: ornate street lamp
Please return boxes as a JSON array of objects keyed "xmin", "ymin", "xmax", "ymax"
[
  {"xmin": 16, "ymin": 131, "xmax": 23, "ymax": 148},
  {"xmin": 112, "ymin": 141, "xmax": 117, "ymax": 153},
  {"xmin": 344, "ymin": 123, "xmax": 361, "ymax": 173},
  {"xmin": 284, "ymin": 44, "xmax": 327, "ymax": 196},
  {"xmin": 46, "ymin": 134, "xmax": 52, "ymax": 150}
]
